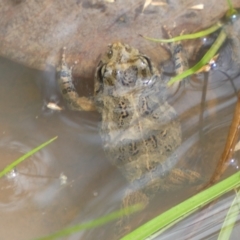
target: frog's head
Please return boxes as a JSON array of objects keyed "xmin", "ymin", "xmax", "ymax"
[{"xmin": 94, "ymin": 42, "xmax": 160, "ymax": 96}]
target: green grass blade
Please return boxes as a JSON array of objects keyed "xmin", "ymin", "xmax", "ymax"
[
  {"xmin": 218, "ymin": 189, "xmax": 240, "ymax": 240},
  {"xmin": 0, "ymin": 136, "xmax": 58, "ymax": 178},
  {"xmin": 227, "ymin": 0, "xmax": 233, "ymax": 10},
  {"xmin": 141, "ymin": 22, "xmax": 222, "ymax": 43},
  {"xmin": 226, "ymin": 0, "xmax": 237, "ymax": 17},
  {"xmin": 167, "ymin": 29, "xmax": 227, "ymax": 85},
  {"xmin": 34, "ymin": 204, "xmax": 143, "ymax": 240},
  {"xmin": 121, "ymin": 171, "xmax": 240, "ymax": 240}
]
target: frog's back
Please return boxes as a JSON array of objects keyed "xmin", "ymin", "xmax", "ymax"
[{"xmin": 94, "ymin": 42, "xmax": 182, "ymax": 193}]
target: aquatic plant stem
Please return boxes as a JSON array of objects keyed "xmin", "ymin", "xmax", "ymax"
[{"xmin": 205, "ymin": 94, "xmax": 240, "ymax": 187}]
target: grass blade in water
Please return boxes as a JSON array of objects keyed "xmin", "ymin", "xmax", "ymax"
[
  {"xmin": 0, "ymin": 136, "xmax": 58, "ymax": 178},
  {"xmin": 121, "ymin": 171, "xmax": 240, "ymax": 240},
  {"xmin": 141, "ymin": 22, "xmax": 222, "ymax": 43},
  {"xmin": 35, "ymin": 204, "xmax": 143, "ymax": 240},
  {"xmin": 218, "ymin": 189, "xmax": 240, "ymax": 240}
]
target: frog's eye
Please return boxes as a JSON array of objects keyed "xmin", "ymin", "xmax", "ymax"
[
  {"xmin": 107, "ymin": 49, "xmax": 113, "ymax": 59},
  {"xmin": 141, "ymin": 56, "xmax": 154, "ymax": 75}
]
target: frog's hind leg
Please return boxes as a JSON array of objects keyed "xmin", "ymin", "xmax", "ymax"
[
  {"xmin": 57, "ymin": 47, "xmax": 96, "ymax": 111},
  {"xmin": 115, "ymin": 167, "xmax": 200, "ymax": 237},
  {"xmin": 162, "ymin": 167, "xmax": 201, "ymax": 191}
]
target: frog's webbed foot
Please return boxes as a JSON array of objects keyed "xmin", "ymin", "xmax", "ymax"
[
  {"xmin": 57, "ymin": 47, "xmax": 96, "ymax": 111},
  {"xmin": 115, "ymin": 189, "xmax": 149, "ymax": 238}
]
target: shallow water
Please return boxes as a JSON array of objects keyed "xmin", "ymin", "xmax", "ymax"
[{"xmin": 0, "ymin": 48, "xmax": 240, "ymax": 240}]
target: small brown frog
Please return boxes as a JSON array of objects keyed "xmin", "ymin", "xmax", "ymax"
[{"xmin": 57, "ymin": 42, "xmax": 200, "ymax": 207}]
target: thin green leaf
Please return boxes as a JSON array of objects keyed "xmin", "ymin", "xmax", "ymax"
[
  {"xmin": 141, "ymin": 22, "xmax": 222, "ymax": 43},
  {"xmin": 227, "ymin": 0, "xmax": 233, "ymax": 10},
  {"xmin": 34, "ymin": 204, "xmax": 143, "ymax": 240},
  {"xmin": 0, "ymin": 136, "xmax": 58, "ymax": 178},
  {"xmin": 167, "ymin": 29, "xmax": 227, "ymax": 85},
  {"xmin": 226, "ymin": 0, "xmax": 237, "ymax": 17},
  {"xmin": 218, "ymin": 189, "xmax": 240, "ymax": 240},
  {"xmin": 121, "ymin": 171, "xmax": 240, "ymax": 240}
]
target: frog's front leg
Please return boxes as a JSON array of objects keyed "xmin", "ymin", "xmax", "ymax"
[
  {"xmin": 57, "ymin": 48, "xmax": 96, "ymax": 111},
  {"xmin": 163, "ymin": 27, "xmax": 189, "ymax": 83}
]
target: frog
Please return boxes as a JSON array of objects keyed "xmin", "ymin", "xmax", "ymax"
[{"xmin": 57, "ymin": 41, "xmax": 200, "ymax": 220}]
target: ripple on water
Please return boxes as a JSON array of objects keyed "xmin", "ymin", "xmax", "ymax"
[{"xmin": 0, "ymin": 137, "xmax": 58, "ymax": 210}]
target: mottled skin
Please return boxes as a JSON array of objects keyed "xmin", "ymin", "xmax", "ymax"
[
  {"xmin": 94, "ymin": 43, "xmax": 199, "ymax": 196},
  {"xmin": 58, "ymin": 42, "xmax": 200, "ymax": 204},
  {"xmin": 57, "ymin": 42, "xmax": 201, "ymax": 236}
]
